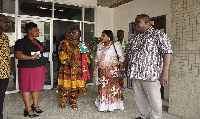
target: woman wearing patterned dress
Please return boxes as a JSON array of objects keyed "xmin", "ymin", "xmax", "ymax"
[
  {"xmin": 57, "ymin": 28, "xmax": 91, "ymax": 110},
  {"xmin": 93, "ymin": 30, "xmax": 124, "ymax": 112}
]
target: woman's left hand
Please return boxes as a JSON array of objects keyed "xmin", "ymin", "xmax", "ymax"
[
  {"xmin": 119, "ymin": 71, "xmax": 123, "ymax": 79},
  {"xmin": 45, "ymin": 66, "xmax": 47, "ymax": 72}
]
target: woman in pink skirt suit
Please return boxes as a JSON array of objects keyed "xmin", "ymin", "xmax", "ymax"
[{"xmin": 14, "ymin": 22, "xmax": 46, "ymax": 118}]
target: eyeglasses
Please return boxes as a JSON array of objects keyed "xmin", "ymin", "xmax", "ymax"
[
  {"xmin": 71, "ymin": 31, "xmax": 79, "ymax": 35},
  {"xmin": 0, "ymin": 20, "xmax": 11, "ymax": 24}
]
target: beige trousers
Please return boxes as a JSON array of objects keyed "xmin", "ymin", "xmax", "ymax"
[{"xmin": 133, "ymin": 79, "xmax": 162, "ymax": 119}]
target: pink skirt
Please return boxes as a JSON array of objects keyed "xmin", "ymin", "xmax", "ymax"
[{"xmin": 18, "ymin": 66, "xmax": 46, "ymax": 92}]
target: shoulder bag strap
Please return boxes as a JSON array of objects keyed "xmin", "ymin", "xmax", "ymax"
[{"xmin": 113, "ymin": 42, "xmax": 119, "ymax": 61}]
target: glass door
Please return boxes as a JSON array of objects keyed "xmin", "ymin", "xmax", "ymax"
[
  {"xmin": 52, "ymin": 20, "xmax": 80, "ymax": 87},
  {"xmin": 18, "ymin": 16, "xmax": 53, "ymax": 89},
  {"xmin": 5, "ymin": 15, "xmax": 18, "ymax": 94}
]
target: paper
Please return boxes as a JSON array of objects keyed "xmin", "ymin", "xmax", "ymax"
[
  {"xmin": 31, "ymin": 51, "xmax": 41, "ymax": 57},
  {"xmin": 78, "ymin": 42, "xmax": 89, "ymax": 53}
]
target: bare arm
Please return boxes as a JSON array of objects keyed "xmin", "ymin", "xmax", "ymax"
[
  {"xmin": 160, "ymin": 53, "xmax": 171, "ymax": 86},
  {"xmin": 85, "ymin": 42, "xmax": 91, "ymax": 58},
  {"xmin": 123, "ymin": 55, "xmax": 129, "ymax": 69},
  {"xmin": 14, "ymin": 51, "xmax": 39, "ymax": 60},
  {"xmin": 93, "ymin": 62, "xmax": 98, "ymax": 77},
  {"xmin": 121, "ymin": 54, "xmax": 129, "ymax": 74}
]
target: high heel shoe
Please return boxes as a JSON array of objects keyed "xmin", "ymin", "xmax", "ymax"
[
  {"xmin": 24, "ymin": 110, "xmax": 39, "ymax": 118},
  {"xmin": 31, "ymin": 105, "xmax": 44, "ymax": 113}
]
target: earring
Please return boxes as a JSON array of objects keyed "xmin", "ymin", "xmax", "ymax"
[{"xmin": 109, "ymin": 38, "xmax": 110, "ymax": 40}]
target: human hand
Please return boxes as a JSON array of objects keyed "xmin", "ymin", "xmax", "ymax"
[
  {"xmin": 93, "ymin": 69, "xmax": 97, "ymax": 77},
  {"xmin": 65, "ymin": 59, "xmax": 75, "ymax": 68},
  {"xmin": 32, "ymin": 53, "xmax": 39, "ymax": 60},
  {"xmin": 69, "ymin": 62, "xmax": 75, "ymax": 68},
  {"xmin": 160, "ymin": 72, "xmax": 168, "ymax": 86},
  {"xmin": 45, "ymin": 66, "xmax": 47, "ymax": 72},
  {"xmin": 119, "ymin": 71, "xmax": 124, "ymax": 79}
]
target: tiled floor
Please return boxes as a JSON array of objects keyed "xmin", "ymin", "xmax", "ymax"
[{"xmin": 3, "ymin": 85, "xmax": 180, "ymax": 119}]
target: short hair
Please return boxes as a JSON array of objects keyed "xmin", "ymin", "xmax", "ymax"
[
  {"xmin": 117, "ymin": 30, "xmax": 124, "ymax": 33},
  {"xmin": 102, "ymin": 30, "xmax": 114, "ymax": 41},
  {"xmin": 137, "ymin": 14, "xmax": 151, "ymax": 23},
  {"xmin": 70, "ymin": 28, "xmax": 81, "ymax": 36},
  {"xmin": 0, "ymin": 14, "xmax": 6, "ymax": 18},
  {"xmin": 117, "ymin": 30, "xmax": 124, "ymax": 35},
  {"xmin": 25, "ymin": 22, "xmax": 38, "ymax": 34},
  {"xmin": 0, "ymin": 14, "xmax": 7, "ymax": 20}
]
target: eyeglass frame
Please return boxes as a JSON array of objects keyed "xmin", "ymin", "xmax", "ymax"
[{"xmin": 0, "ymin": 20, "xmax": 11, "ymax": 24}]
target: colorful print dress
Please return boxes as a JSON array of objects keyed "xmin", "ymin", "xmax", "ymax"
[
  {"xmin": 94, "ymin": 42, "xmax": 124, "ymax": 111},
  {"xmin": 57, "ymin": 40, "xmax": 90, "ymax": 105}
]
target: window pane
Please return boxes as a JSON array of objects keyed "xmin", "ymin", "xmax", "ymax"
[
  {"xmin": 44, "ymin": 57, "xmax": 51, "ymax": 85},
  {"xmin": 54, "ymin": 3, "xmax": 82, "ymax": 20},
  {"xmin": 84, "ymin": 23, "xmax": 94, "ymax": 45},
  {"xmin": 84, "ymin": 23, "xmax": 94, "ymax": 84},
  {"xmin": 53, "ymin": 20, "xmax": 80, "ymax": 85},
  {"xmin": 53, "ymin": 20, "xmax": 80, "ymax": 43},
  {"xmin": 21, "ymin": 20, "xmax": 50, "ymax": 52},
  {"xmin": 19, "ymin": 0, "xmax": 52, "ymax": 17},
  {"xmin": 85, "ymin": 8, "xmax": 94, "ymax": 22},
  {"xmin": 7, "ymin": 57, "xmax": 16, "ymax": 91},
  {"xmin": 4, "ymin": 16, "xmax": 15, "ymax": 47},
  {"xmin": 0, "ymin": 0, "xmax": 15, "ymax": 14}
]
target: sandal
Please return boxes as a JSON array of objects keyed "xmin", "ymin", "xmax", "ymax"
[
  {"xmin": 24, "ymin": 109, "xmax": 39, "ymax": 118},
  {"xmin": 59, "ymin": 103, "xmax": 66, "ymax": 109},
  {"xmin": 31, "ymin": 105, "xmax": 44, "ymax": 113},
  {"xmin": 104, "ymin": 110, "xmax": 109, "ymax": 113},
  {"xmin": 70, "ymin": 104, "xmax": 78, "ymax": 110}
]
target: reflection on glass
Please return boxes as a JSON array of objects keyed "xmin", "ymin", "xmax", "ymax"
[
  {"xmin": 85, "ymin": 8, "xmax": 94, "ymax": 22},
  {"xmin": 84, "ymin": 23, "xmax": 94, "ymax": 47},
  {"xmin": 43, "ymin": 22, "xmax": 50, "ymax": 52},
  {"xmin": 0, "ymin": 0, "xmax": 15, "ymax": 14},
  {"xmin": 84, "ymin": 23, "xmax": 94, "ymax": 83},
  {"xmin": 53, "ymin": 20, "xmax": 80, "ymax": 44},
  {"xmin": 3, "ymin": 16, "xmax": 15, "ymax": 47},
  {"xmin": 53, "ymin": 20, "xmax": 80, "ymax": 86},
  {"xmin": 19, "ymin": 0, "xmax": 52, "ymax": 17},
  {"xmin": 44, "ymin": 57, "xmax": 51, "ymax": 85},
  {"xmin": 54, "ymin": 3, "xmax": 82, "ymax": 20},
  {"xmin": 21, "ymin": 20, "xmax": 50, "ymax": 43},
  {"xmin": 7, "ymin": 57, "xmax": 16, "ymax": 91}
]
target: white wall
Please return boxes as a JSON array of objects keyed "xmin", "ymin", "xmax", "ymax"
[
  {"xmin": 113, "ymin": 0, "xmax": 171, "ymax": 41},
  {"xmin": 113, "ymin": 0, "xmax": 171, "ymax": 99},
  {"xmin": 95, "ymin": 6, "xmax": 113, "ymax": 37}
]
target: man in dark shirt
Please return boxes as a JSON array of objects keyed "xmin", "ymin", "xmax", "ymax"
[{"xmin": 0, "ymin": 14, "xmax": 10, "ymax": 119}]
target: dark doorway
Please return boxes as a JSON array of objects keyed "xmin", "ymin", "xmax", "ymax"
[{"xmin": 151, "ymin": 15, "xmax": 166, "ymax": 99}]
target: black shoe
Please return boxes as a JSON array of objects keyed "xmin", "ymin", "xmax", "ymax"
[
  {"xmin": 135, "ymin": 117, "xmax": 143, "ymax": 119},
  {"xmin": 24, "ymin": 110, "xmax": 39, "ymax": 118},
  {"xmin": 31, "ymin": 105, "xmax": 44, "ymax": 113}
]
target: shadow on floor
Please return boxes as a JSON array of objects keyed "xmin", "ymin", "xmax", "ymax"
[{"xmin": 3, "ymin": 85, "xmax": 180, "ymax": 119}]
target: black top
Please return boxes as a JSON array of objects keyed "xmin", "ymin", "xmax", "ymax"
[{"xmin": 14, "ymin": 35, "xmax": 46, "ymax": 68}]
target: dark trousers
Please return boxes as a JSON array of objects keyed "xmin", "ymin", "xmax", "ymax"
[{"xmin": 0, "ymin": 78, "xmax": 9, "ymax": 119}]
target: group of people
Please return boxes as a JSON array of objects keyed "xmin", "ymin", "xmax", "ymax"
[{"xmin": 0, "ymin": 13, "xmax": 172, "ymax": 119}]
